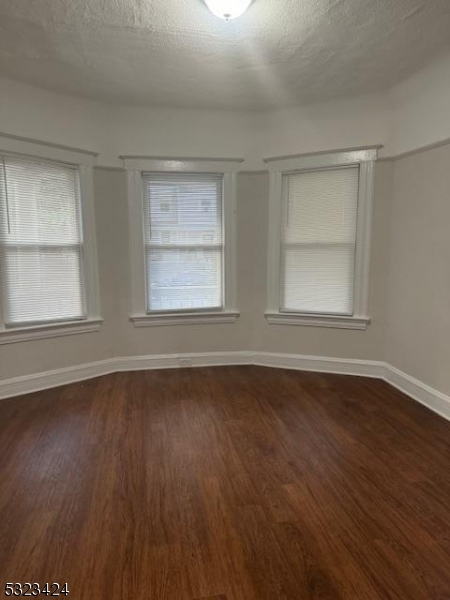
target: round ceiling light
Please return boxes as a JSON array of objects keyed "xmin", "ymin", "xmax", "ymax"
[{"xmin": 205, "ymin": 0, "xmax": 253, "ymax": 20}]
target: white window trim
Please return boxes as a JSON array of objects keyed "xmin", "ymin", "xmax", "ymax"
[
  {"xmin": 0, "ymin": 318, "xmax": 103, "ymax": 345},
  {"xmin": 265, "ymin": 146, "xmax": 380, "ymax": 330},
  {"xmin": 0, "ymin": 133, "xmax": 102, "ymax": 344},
  {"xmin": 123, "ymin": 156, "xmax": 242, "ymax": 326}
]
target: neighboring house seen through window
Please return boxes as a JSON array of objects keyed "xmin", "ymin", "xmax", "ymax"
[
  {"xmin": 125, "ymin": 157, "xmax": 240, "ymax": 327},
  {"xmin": 143, "ymin": 174, "xmax": 223, "ymax": 312}
]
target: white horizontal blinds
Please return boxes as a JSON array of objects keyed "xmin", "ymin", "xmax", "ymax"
[
  {"xmin": 0, "ymin": 154, "xmax": 85, "ymax": 326},
  {"xmin": 142, "ymin": 173, "xmax": 223, "ymax": 312},
  {"xmin": 281, "ymin": 165, "xmax": 359, "ymax": 315}
]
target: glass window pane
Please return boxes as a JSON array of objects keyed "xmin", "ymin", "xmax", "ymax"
[
  {"xmin": 147, "ymin": 248, "xmax": 222, "ymax": 311},
  {"xmin": 142, "ymin": 174, "xmax": 224, "ymax": 312}
]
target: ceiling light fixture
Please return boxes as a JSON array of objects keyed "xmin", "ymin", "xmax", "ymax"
[{"xmin": 205, "ymin": 0, "xmax": 253, "ymax": 20}]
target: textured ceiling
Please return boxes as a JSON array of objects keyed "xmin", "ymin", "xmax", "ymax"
[{"xmin": 0, "ymin": 0, "xmax": 450, "ymax": 110}]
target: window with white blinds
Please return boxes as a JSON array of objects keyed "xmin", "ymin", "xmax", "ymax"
[
  {"xmin": 142, "ymin": 173, "xmax": 223, "ymax": 312},
  {"xmin": 0, "ymin": 154, "xmax": 86, "ymax": 326},
  {"xmin": 280, "ymin": 165, "xmax": 360, "ymax": 315}
]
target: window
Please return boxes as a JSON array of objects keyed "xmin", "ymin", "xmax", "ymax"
[
  {"xmin": 266, "ymin": 147, "xmax": 379, "ymax": 329},
  {"xmin": 281, "ymin": 166, "xmax": 359, "ymax": 314},
  {"xmin": 0, "ymin": 155, "xmax": 85, "ymax": 324},
  {"xmin": 143, "ymin": 174, "xmax": 223, "ymax": 312},
  {"xmin": 0, "ymin": 136, "xmax": 101, "ymax": 343},
  {"xmin": 124, "ymin": 157, "xmax": 240, "ymax": 326}
]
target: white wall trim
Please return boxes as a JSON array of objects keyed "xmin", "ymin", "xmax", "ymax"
[
  {"xmin": 264, "ymin": 147, "xmax": 380, "ymax": 172},
  {"xmin": 131, "ymin": 311, "xmax": 240, "ymax": 327},
  {"xmin": 0, "ymin": 357, "xmax": 118, "ymax": 400},
  {"xmin": 384, "ymin": 364, "xmax": 450, "ymax": 423},
  {"xmin": 78, "ymin": 165, "xmax": 102, "ymax": 319},
  {"xmin": 0, "ymin": 132, "xmax": 98, "ymax": 166},
  {"xmin": 0, "ymin": 352, "xmax": 449, "ymax": 423},
  {"xmin": 0, "ymin": 352, "xmax": 252, "ymax": 400},
  {"xmin": 253, "ymin": 352, "xmax": 385, "ymax": 377},
  {"xmin": 382, "ymin": 136, "xmax": 450, "ymax": 163},
  {"xmin": 125, "ymin": 159, "xmax": 239, "ymax": 319},
  {"xmin": 0, "ymin": 318, "xmax": 103, "ymax": 345},
  {"xmin": 116, "ymin": 351, "xmax": 253, "ymax": 371},
  {"xmin": 126, "ymin": 168, "xmax": 147, "ymax": 316},
  {"xmin": 266, "ymin": 148, "xmax": 377, "ymax": 323},
  {"xmin": 121, "ymin": 157, "xmax": 243, "ymax": 173},
  {"xmin": 265, "ymin": 313, "xmax": 370, "ymax": 330},
  {"xmin": 0, "ymin": 151, "xmax": 102, "ymax": 333}
]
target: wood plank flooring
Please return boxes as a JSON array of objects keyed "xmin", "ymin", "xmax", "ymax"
[{"xmin": 1, "ymin": 366, "xmax": 450, "ymax": 599}]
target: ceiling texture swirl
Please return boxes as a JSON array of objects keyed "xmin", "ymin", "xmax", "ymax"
[{"xmin": 0, "ymin": 0, "xmax": 450, "ymax": 109}]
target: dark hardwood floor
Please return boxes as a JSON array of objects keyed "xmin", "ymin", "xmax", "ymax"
[{"xmin": 1, "ymin": 366, "xmax": 450, "ymax": 599}]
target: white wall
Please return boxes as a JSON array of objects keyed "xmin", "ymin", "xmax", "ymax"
[
  {"xmin": 388, "ymin": 51, "xmax": 450, "ymax": 156},
  {"xmin": 3, "ymin": 52, "xmax": 450, "ymax": 167},
  {"xmin": 113, "ymin": 105, "xmax": 255, "ymax": 167},
  {"xmin": 0, "ymin": 77, "xmax": 394, "ymax": 169},
  {"xmin": 111, "ymin": 164, "xmax": 390, "ymax": 362},
  {"xmin": 249, "ymin": 163, "xmax": 393, "ymax": 359},
  {"xmin": 0, "ymin": 79, "xmax": 117, "ymax": 166},
  {"xmin": 386, "ymin": 143, "xmax": 450, "ymax": 396},
  {"xmin": 0, "ymin": 163, "xmax": 392, "ymax": 380},
  {"xmin": 253, "ymin": 94, "xmax": 392, "ymax": 163},
  {"xmin": 1, "ymin": 53, "xmax": 450, "ymax": 396},
  {"xmin": 103, "ymin": 168, "xmax": 256, "ymax": 358},
  {"xmin": 0, "ymin": 168, "xmax": 119, "ymax": 379}
]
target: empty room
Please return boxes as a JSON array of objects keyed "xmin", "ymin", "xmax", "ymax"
[{"xmin": 1, "ymin": 0, "xmax": 450, "ymax": 598}]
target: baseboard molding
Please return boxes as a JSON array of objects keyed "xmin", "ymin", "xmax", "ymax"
[
  {"xmin": 384, "ymin": 364, "xmax": 450, "ymax": 422},
  {"xmin": 254, "ymin": 352, "xmax": 385, "ymax": 378},
  {"xmin": 115, "ymin": 351, "xmax": 253, "ymax": 372},
  {"xmin": 0, "ymin": 358, "xmax": 118, "ymax": 400},
  {"xmin": 1, "ymin": 351, "xmax": 449, "ymax": 422},
  {"xmin": 0, "ymin": 352, "xmax": 252, "ymax": 400}
]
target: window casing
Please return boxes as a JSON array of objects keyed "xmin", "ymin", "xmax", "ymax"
[
  {"xmin": 266, "ymin": 148, "xmax": 379, "ymax": 329},
  {"xmin": 124, "ymin": 157, "xmax": 240, "ymax": 326},
  {"xmin": 0, "ymin": 135, "xmax": 101, "ymax": 344}
]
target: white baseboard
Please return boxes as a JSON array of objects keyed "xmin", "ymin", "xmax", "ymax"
[
  {"xmin": 0, "ymin": 352, "xmax": 252, "ymax": 400},
  {"xmin": 0, "ymin": 358, "xmax": 118, "ymax": 400},
  {"xmin": 1, "ymin": 351, "xmax": 449, "ymax": 422},
  {"xmin": 384, "ymin": 363, "xmax": 450, "ymax": 422},
  {"xmin": 254, "ymin": 352, "xmax": 385, "ymax": 378},
  {"xmin": 115, "ymin": 351, "xmax": 253, "ymax": 372}
]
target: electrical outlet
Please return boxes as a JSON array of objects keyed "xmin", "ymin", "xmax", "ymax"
[{"xmin": 179, "ymin": 358, "xmax": 193, "ymax": 368}]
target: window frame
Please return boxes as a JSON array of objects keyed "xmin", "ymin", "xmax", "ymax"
[
  {"xmin": 0, "ymin": 134, "xmax": 102, "ymax": 344},
  {"xmin": 265, "ymin": 147, "xmax": 380, "ymax": 330},
  {"xmin": 143, "ymin": 172, "xmax": 225, "ymax": 314},
  {"xmin": 123, "ymin": 157, "xmax": 241, "ymax": 326}
]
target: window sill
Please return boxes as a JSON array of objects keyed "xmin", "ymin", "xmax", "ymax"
[
  {"xmin": 131, "ymin": 311, "xmax": 240, "ymax": 327},
  {"xmin": 0, "ymin": 318, "xmax": 104, "ymax": 345},
  {"xmin": 265, "ymin": 312, "xmax": 370, "ymax": 330}
]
